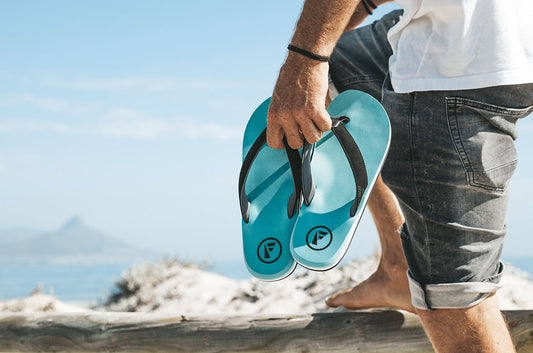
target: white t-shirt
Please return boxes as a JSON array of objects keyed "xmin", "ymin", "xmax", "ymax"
[{"xmin": 387, "ymin": 0, "xmax": 533, "ymax": 93}]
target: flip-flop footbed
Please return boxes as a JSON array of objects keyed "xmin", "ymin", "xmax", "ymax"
[
  {"xmin": 290, "ymin": 90, "xmax": 391, "ymax": 271},
  {"xmin": 239, "ymin": 98, "xmax": 298, "ymax": 281}
]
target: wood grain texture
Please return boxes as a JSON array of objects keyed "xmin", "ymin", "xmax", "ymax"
[{"xmin": 0, "ymin": 310, "xmax": 531, "ymax": 352}]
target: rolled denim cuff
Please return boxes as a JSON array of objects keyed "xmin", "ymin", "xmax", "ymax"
[{"xmin": 407, "ymin": 266, "xmax": 504, "ymax": 310}]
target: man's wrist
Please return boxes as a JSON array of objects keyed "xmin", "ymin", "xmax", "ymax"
[
  {"xmin": 285, "ymin": 50, "xmax": 330, "ymax": 67},
  {"xmin": 287, "ymin": 44, "xmax": 330, "ymax": 62}
]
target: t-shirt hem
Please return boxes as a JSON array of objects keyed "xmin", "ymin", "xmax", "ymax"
[{"xmin": 390, "ymin": 69, "xmax": 533, "ymax": 93}]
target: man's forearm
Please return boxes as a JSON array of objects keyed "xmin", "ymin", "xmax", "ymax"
[
  {"xmin": 345, "ymin": 0, "xmax": 394, "ymax": 32},
  {"xmin": 267, "ymin": 0, "xmax": 361, "ymax": 150},
  {"xmin": 290, "ymin": 0, "xmax": 361, "ymax": 57},
  {"xmin": 266, "ymin": 0, "xmax": 393, "ymax": 150}
]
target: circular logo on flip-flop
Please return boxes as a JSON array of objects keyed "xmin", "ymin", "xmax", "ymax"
[
  {"xmin": 257, "ymin": 238, "xmax": 282, "ymax": 264},
  {"xmin": 306, "ymin": 226, "xmax": 332, "ymax": 251}
]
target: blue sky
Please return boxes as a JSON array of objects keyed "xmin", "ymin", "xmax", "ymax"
[{"xmin": 1, "ymin": 1, "xmax": 532, "ymax": 264}]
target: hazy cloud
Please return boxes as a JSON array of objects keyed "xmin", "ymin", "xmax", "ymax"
[
  {"xmin": 96, "ymin": 108, "xmax": 242, "ymax": 140},
  {"xmin": 43, "ymin": 76, "xmax": 238, "ymax": 92},
  {"xmin": 97, "ymin": 108, "xmax": 169, "ymax": 139},
  {"xmin": 0, "ymin": 110, "xmax": 242, "ymax": 141},
  {"xmin": 0, "ymin": 120, "xmax": 70, "ymax": 134},
  {"xmin": 2, "ymin": 93, "xmax": 97, "ymax": 114},
  {"xmin": 3, "ymin": 94, "xmax": 72, "ymax": 113}
]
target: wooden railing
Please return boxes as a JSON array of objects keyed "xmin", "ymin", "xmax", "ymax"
[{"xmin": 0, "ymin": 310, "xmax": 532, "ymax": 352}]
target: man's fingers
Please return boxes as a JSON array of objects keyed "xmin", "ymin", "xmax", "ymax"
[
  {"xmin": 268, "ymin": 100, "xmax": 332, "ymax": 150},
  {"xmin": 295, "ymin": 107, "xmax": 331, "ymax": 145},
  {"xmin": 298, "ymin": 117, "xmax": 323, "ymax": 145},
  {"xmin": 266, "ymin": 123, "xmax": 285, "ymax": 150},
  {"xmin": 267, "ymin": 124, "xmax": 304, "ymax": 150},
  {"xmin": 282, "ymin": 115, "xmax": 305, "ymax": 149},
  {"xmin": 268, "ymin": 109, "xmax": 331, "ymax": 149},
  {"xmin": 268, "ymin": 108, "xmax": 306, "ymax": 149},
  {"xmin": 285, "ymin": 132, "xmax": 305, "ymax": 150},
  {"xmin": 312, "ymin": 109, "xmax": 332, "ymax": 132}
]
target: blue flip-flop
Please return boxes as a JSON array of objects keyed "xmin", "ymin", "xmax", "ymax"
[
  {"xmin": 290, "ymin": 90, "xmax": 391, "ymax": 271},
  {"xmin": 239, "ymin": 98, "xmax": 300, "ymax": 281}
]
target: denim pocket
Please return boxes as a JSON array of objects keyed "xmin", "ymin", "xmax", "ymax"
[{"xmin": 445, "ymin": 97, "xmax": 532, "ymax": 192}]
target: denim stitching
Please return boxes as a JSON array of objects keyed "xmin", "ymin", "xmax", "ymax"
[
  {"xmin": 445, "ymin": 97, "xmax": 519, "ymax": 192},
  {"xmin": 445, "ymin": 97, "xmax": 502, "ymax": 191},
  {"xmin": 409, "ymin": 92, "xmax": 433, "ymax": 284},
  {"xmin": 474, "ymin": 161, "xmax": 517, "ymax": 174},
  {"xmin": 446, "ymin": 97, "xmax": 474, "ymax": 174},
  {"xmin": 454, "ymin": 97, "xmax": 533, "ymax": 116},
  {"xmin": 470, "ymin": 164, "xmax": 516, "ymax": 193}
]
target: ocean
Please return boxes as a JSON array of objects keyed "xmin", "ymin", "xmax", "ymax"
[
  {"xmin": 0, "ymin": 260, "xmax": 252, "ymax": 303},
  {"xmin": 0, "ymin": 263, "xmax": 131, "ymax": 302},
  {"xmin": 1, "ymin": 257, "xmax": 532, "ymax": 303}
]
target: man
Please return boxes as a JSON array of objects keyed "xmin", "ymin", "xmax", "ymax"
[{"xmin": 267, "ymin": 1, "xmax": 533, "ymax": 352}]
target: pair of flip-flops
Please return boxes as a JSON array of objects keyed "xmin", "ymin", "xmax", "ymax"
[{"xmin": 239, "ymin": 90, "xmax": 391, "ymax": 281}]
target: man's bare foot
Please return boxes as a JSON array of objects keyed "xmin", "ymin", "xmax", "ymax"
[
  {"xmin": 325, "ymin": 260, "xmax": 416, "ymax": 313},
  {"xmin": 326, "ymin": 176, "xmax": 416, "ymax": 313}
]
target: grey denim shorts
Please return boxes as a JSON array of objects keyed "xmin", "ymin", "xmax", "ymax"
[{"xmin": 329, "ymin": 10, "xmax": 533, "ymax": 309}]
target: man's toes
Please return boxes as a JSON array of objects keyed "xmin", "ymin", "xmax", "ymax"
[
  {"xmin": 325, "ymin": 290, "xmax": 349, "ymax": 308},
  {"xmin": 325, "ymin": 296, "xmax": 338, "ymax": 308}
]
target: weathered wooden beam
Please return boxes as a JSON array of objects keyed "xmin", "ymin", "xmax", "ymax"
[{"xmin": 0, "ymin": 310, "xmax": 531, "ymax": 352}]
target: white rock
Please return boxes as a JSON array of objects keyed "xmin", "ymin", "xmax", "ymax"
[{"xmin": 2, "ymin": 258, "xmax": 532, "ymax": 314}]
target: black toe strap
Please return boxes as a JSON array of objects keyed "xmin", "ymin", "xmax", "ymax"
[
  {"xmin": 332, "ymin": 117, "xmax": 368, "ymax": 217},
  {"xmin": 238, "ymin": 129, "xmax": 302, "ymax": 223},
  {"xmin": 301, "ymin": 141, "xmax": 315, "ymax": 206},
  {"xmin": 301, "ymin": 116, "xmax": 368, "ymax": 217}
]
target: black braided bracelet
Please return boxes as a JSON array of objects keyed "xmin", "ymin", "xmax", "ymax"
[
  {"xmin": 287, "ymin": 44, "xmax": 330, "ymax": 62},
  {"xmin": 361, "ymin": 1, "xmax": 373, "ymax": 15},
  {"xmin": 365, "ymin": 0, "xmax": 378, "ymax": 9},
  {"xmin": 361, "ymin": 0, "xmax": 377, "ymax": 15}
]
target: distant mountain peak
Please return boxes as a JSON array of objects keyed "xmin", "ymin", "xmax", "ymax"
[
  {"xmin": 61, "ymin": 216, "xmax": 85, "ymax": 231},
  {"xmin": 0, "ymin": 216, "xmax": 157, "ymax": 264}
]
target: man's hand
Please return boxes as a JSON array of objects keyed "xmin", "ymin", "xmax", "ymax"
[
  {"xmin": 265, "ymin": 0, "xmax": 362, "ymax": 149},
  {"xmin": 267, "ymin": 53, "xmax": 332, "ymax": 150}
]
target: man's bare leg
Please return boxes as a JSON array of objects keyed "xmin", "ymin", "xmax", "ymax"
[
  {"xmin": 417, "ymin": 295, "xmax": 516, "ymax": 353},
  {"xmin": 325, "ymin": 179, "xmax": 516, "ymax": 352},
  {"xmin": 325, "ymin": 176, "xmax": 415, "ymax": 313}
]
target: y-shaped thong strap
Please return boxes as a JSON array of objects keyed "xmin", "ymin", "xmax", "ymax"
[
  {"xmin": 238, "ymin": 129, "xmax": 302, "ymax": 223},
  {"xmin": 301, "ymin": 116, "xmax": 368, "ymax": 217}
]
